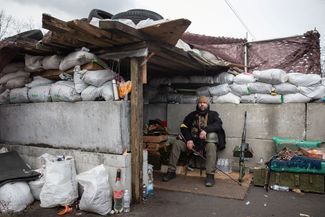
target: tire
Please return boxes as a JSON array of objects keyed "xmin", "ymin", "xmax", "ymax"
[
  {"xmin": 87, "ymin": 9, "xmax": 113, "ymax": 22},
  {"xmin": 112, "ymin": 9, "xmax": 163, "ymax": 24},
  {"xmin": 4, "ymin": 30, "xmax": 43, "ymax": 41}
]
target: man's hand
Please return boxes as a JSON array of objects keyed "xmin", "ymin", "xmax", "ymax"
[
  {"xmin": 199, "ymin": 130, "xmax": 207, "ymax": 140},
  {"xmin": 186, "ymin": 140, "xmax": 195, "ymax": 151}
]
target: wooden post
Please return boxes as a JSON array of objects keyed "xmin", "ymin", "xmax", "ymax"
[{"xmin": 130, "ymin": 57, "xmax": 144, "ymax": 203}]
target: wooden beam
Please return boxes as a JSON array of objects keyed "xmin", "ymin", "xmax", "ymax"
[{"xmin": 130, "ymin": 57, "xmax": 144, "ymax": 203}]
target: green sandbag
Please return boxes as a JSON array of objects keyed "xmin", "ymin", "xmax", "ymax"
[{"xmin": 272, "ymin": 136, "xmax": 323, "ymax": 152}]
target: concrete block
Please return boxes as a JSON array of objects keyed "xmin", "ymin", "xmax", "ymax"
[
  {"xmin": 0, "ymin": 101, "xmax": 130, "ymax": 154},
  {"xmin": 306, "ymin": 103, "xmax": 325, "ymax": 141}
]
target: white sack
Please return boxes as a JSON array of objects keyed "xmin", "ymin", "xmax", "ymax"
[
  {"xmin": 42, "ymin": 55, "xmax": 62, "ymax": 70},
  {"xmin": 9, "ymin": 87, "xmax": 29, "ymax": 103},
  {"xmin": 0, "ymin": 182, "xmax": 34, "ymax": 213},
  {"xmin": 25, "ymin": 76, "xmax": 54, "ymax": 88},
  {"xmin": 1, "ymin": 62, "xmax": 25, "ymax": 74},
  {"xmin": 100, "ymin": 81, "xmax": 114, "ymax": 101},
  {"xmin": 0, "ymin": 89, "xmax": 10, "ymax": 104},
  {"xmin": 25, "ymin": 55, "xmax": 43, "ymax": 72},
  {"xmin": 273, "ymin": 83, "xmax": 298, "ymax": 94},
  {"xmin": 298, "ymin": 85, "xmax": 325, "ymax": 99},
  {"xmin": 189, "ymin": 75, "xmax": 213, "ymax": 84},
  {"xmin": 209, "ymin": 84, "xmax": 231, "ymax": 96},
  {"xmin": 212, "ymin": 93, "xmax": 240, "ymax": 104},
  {"xmin": 0, "ymin": 70, "xmax": 30, "ymax": 84},
  {"xmin": 288, "ymin": 73, "xmax": 321, "ymax": 87},
  {"xmin": 283, "ymin": 93, "xmax": 311, "ymax": 103},
  {"xmin": 50, "ymin": 81, "xmax": 81, "ymax": 102},
  {"xmin": 248, "ymin": 82, "xmax": 272, "ymax": 94},
  {"xmin": 59, "ymin": 50, "xmax": 96, "ymax": 71},
  {"xmin": 213, "ymin": 72, "xmax": 234, "ymax": 84},
  {"xmin": 6, "ymin": 76, "xmax": 31, "ymax": 89},
  {"xmin": 40, "ymin": 155, "xmax": 78, "ymax": 208},
  {"xmin": 240, "ymin": 94, "xmax": 256, "ymax": 103},
  {"xmin": 28, "ymin": 85, "xmax": 52, "ymax": 102},
  {"xmin": 81, "ymin": 86, "xmax": 101, "ymax": 101},
  {"xmin": 252, "ymin": 69, "xmax": 288, "ymax": 84},
  {"xmin": 255, "ymin": 94, "xmax": 282, "ymax": 104},
  {"xmin": 76, "ymin": 165, "xmax": 112, "ymax": 215},
  {"xmin": 73, "ymin": 66, "xmax": 88, "ymax": 93},
  {"xmin": 233, "ymin": 73, "xmax": 256, "ymax": 84},
  {"xmin": 196, "ymin": 86, "xmax": 210, "ymax": 96},
  {"xmin": 230, "ymin": 84, "xmax": 250, "ymax": 96},
  {"xmin": 82, "ymin": 69, "xmax": 116, "ymax": 87},
  {"xmin": 28, "ymin": 168, "xmax": 45, "ymax": 200}
]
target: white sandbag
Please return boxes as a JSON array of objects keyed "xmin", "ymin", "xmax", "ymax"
[
  {"xmin": 0, "ymin": 89, "xmax": 10, "ymax": 104},
  {"xmin": 176, "ymin": 39, "xmax": 192, "ymax": 52},
  {"xmin": 0, "ymin": 84, "xmax": 6, "ymax": 94},
  {"xmin": 255, "ymin": 94, "xmax": 282, "ymax": 104},
  {"xmin": 149, "ymin": 77, "xmax": 170, "ymax": 87},
  {"xmin": 40, "ymin": 155, "xmax": 78, "ymax": 208},
  {"xmin": 298, "ymin": 85, "xmax": 325, "ymax": 99},
  {"xmin": 240, "ymin": 94, "xmax": 256, "ymax": 103},
  {"xmin": 230, "ymin": 84, "xmax": 250, "ymax": 96},
  {"xmin": 100, "ymin": 81, "xmax": 114, "ymax": 101},
  {"xmin": 180, "ymin": 95, "xmax": 198, "ymax": 104},
  {"xmin": 50, "ymin": 81, "xmax": 81, "ymax": 102},
  {"xmin": 9, "ymin": 87, "xmax": 29, "ymax": 103},
  {"xmin": 1, "ymin": 62, "xmax": 25, "ymax": 74},
  {"xmin": 233, "ymin": 73, "xmax": 256, "ymax": 84},
  {"xmin": 82, "ymin": 69, "xmax": 116, "ymax": 87},
  {"xmin": 5, "ymin": 76, "xmax": 31, "ymax": 89},
  {"xmin": 283, "ymin": 93, "xmax": 311, "ymax": 103},
  {"xmin": 189, "ymin": 75, "xmax": 214, "ymax": 84},
  {"xmin": 25, "ymin": 76, "xmax": 54, "ymax": 88},
  {"xmin": 213, "ymin": 72, "xmax": 235, "ymax": 84},
  {"xmin": 252, "ymin": 69, "xmax": 288, "ymax": 84},
  {"xmin": 209, "ymin": 84, "xmax": 231, "ymax": 96},
  {"xmin": 81, "ymin": 86, "xmax": 101, "ymax": 101},
  {"xmin": 273, "ymin": 83, "xmax": 298, "ymax": 94},
  {"xmin": 212, "ymin": 93, "xmax": 240, "ymax": 104},
  {"xmin": 0, "ymin": 182, "xmax": 34, "ymax": 213},
  {"xmin": 322, "ymin": 77, "xmax": 325, "ymax": 86},
  {"xmin": 28, "ymin": 85, "xmax": 52, "ymax": 102},
  {"xmin": 248, "ymin": 82, "xmax": 272, "ymax": 94},
  {"xmin": 76, "ymin": 165, "xmax": 112, "ymax": 215},
  {"xmin": 196, "ymin": 86, "xmax": 210, "ymax": 96},
  {"xmin": 171, "ymin": 76, "xmax": 190, "ymax": 84},
  {"xmin": 73, "ymin": 66, "xmax": 88, "ymax": 93},
  {"xmin": 59, "ymin": 50, "xmax": 96, "ymax": 71},
  {"xmin": 25, "ymin": 55, "xmax": 43, "ymax": 72},
  {"xmin": 28, "ymin": 168, "xmax": 45, "ymax": 200},
  {"xmin": 288, "ymin": 73, "xmax": 321, "ymax": 87},
  {"xmin": 42, "ymin": 55, "xmax": 62, "ymax": 70},
  {"xmin": 0, "ymin": 70, "xmax": 30, "ymax": 84}
]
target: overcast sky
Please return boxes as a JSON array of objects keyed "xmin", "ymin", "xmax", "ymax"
[{"xmin": 1, "ymin": 0, "xmax": 325, "ymax": 46}]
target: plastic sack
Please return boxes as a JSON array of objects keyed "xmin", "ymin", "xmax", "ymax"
[
  {"xmin": 0, "ymin": 182, "xmax": 34, "ymax": 213},
  {"xmin": 233, "ymin": 73, "xmax": 256, "ymax": 84},
  {"xmin": 196, "ymin": 86, "xmax": 210, "ymax": 96},
  {"xmin": 248, "ymin": 82, "xmax": 272, "ymax": 94},
  {"xmin": 252, "ymin": 69, "xmax": 288, "ymax": 84},
  {"xmin": 28, "ymin": 85, "xmax": 52, "ymax": 102},
  {"xmin": 1, "ymin": 62, "xmax": 25, "ymax": 74},
  {"xmin": 25, "ymin": 76, "xmax": 54, "ymax": 88},
  {"xmin": 76, "ymin": 165, "xmax": 112, "ymax": 215},
  {"xmin": 213, "ymin": 72, "xmax": 234, "ymax": 84},
  {"xmin": 28, "ymin": 168, "xmax": 45, "ymax": 200},
  {"xmin": 50, "ymin": 81, "xmax": 81, "ymax": 102},
  {"xmin": 82, "ymin": 69, "xmax": 116, "ymax": 87},
  {"xmin": 73, "ymin": 66, "xmax": 89, "ymax": 93},
  {"xmin": 42, "ymin": 55, "xmax": 62, "ymax": 70},
  {"xmin": 273, "ymin": 83, "xmax": 298, "ymax": 94},
  {"xmin": 100, "ymin": 81, "xmax": 114, "ymax": 101},
  {"xmin": 189, "ymin": 75, "xmax": 213, "ymax": 84},
  {"xmin": 0, "ymin": 89, "xmax": 10, "ymax": 104},
  {"xmin": 6, "ymin": 76, "xmax": 31, "ymax": 89},
  {"xmin": 288, "ymin": 73, "xmax": 321, "ymax": 87},
  {"xmin": 283, "ymin": 93, "xmax": 311, "ymax": 103},
  {"xmin": 255, "ymin": 94, "xmax": 282, "ymax": 104},
  {"xmin": 40, "ymin": 155, "xmax": 78, "ymax": 208},
  {"xmin": 298, "ymin": 85, "xmax": 325, "ymax": 99},
  {"xmin": 118, "ymin": 81, "xmax": 132, "ymax": 98},
  {"xmin": 59, "ymin": 49, "xmax": 96, "ymax": 71},
  {"xmin": 230, "ymin": 84, "xmax": 250, "ymax": 96},
  {"xmin": 240, "ymin": 94, "xmax": 256, "ymax": 103},
  {"xmin": 0, "ymin": 70, "xmax": 30, "ymax": 85},
  {"xmin": 180, "ymin": 95, "xmax": 198, "ymax": 104},
  {"xmin": 209, "ymin": 84, "xmax": 231, "ymax": 96},
  {"xmin": 25, "ymin": 55, "xmax": 43, "ymax": 72},
  {"xmin": 212, "ymin": 93, "xmax": 240, "ymax": 104},
  {"xmin": 81, "ymin": 86, "xmax": 102, "ymax": 101},
  {"xmin": 9, "ymin": 87, "xmax": 29, "ymax": 103}
]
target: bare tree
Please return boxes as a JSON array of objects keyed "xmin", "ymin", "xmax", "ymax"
[
  {"xmin": 0, "ymin": 10, "xmax": 13, "ymax": 40},
  {"xmin": 321, "ymin": 46, "xmax": 325, "ymax": 77}
]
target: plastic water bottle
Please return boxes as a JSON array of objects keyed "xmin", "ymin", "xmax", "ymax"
[
  {"xmin": 147, "ymin": 164, "xmax": 154, "ymax": 197},
  {"xmin": 224, "ymin": 159, "xmax": 230, "ymax": 173},
  {"xmin": 271, "ymin": 184, "xmax": 289, "ymax": 191},
  {"xmin": 113, "ymin": 169, "xmax": 124, "ymax": 213},
  {"xmin": 142, "ymin": 184, "xmax": 148, "ymax": 200},
  {"xmin": 123, "ymin": 189, "xmax": 130, "ymax": 213}
]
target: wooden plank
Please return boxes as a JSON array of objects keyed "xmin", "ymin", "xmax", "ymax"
[
  {"xmin": 139, "ymin": 19, "xmax": 191, "ymax": 46},
  {"xmin": 42, "ymin": 31, "xmax": 87, "ymax": 49},
  {"xmin": 130, "ymin": 57, "xmax": 144, "ymax": 203}
]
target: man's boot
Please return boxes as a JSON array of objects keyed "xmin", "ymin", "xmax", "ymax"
[
  {"xmin": 205, "ymin": 173, "xmax": 215, "ymax": 187},
  {"xmin": 162, "ymin": 170, "xmax": 176, "ymax": 182}
]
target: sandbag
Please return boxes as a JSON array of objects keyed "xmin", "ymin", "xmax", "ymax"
[
  {"xmin": 171, "ymin": 76, "xmax": 190, "ymax": 84},
  {"xmin": 230, "ymin": 84, "xmax": 250, "ymax": 96},
  {"xmin": 273, "ymin": 83, "xmax": 298, "ymax": 94},
  {"xmin": 209, "ymin": 84, "xmax": 231, "ymax": 96},
  {"xmin": 25, "ymin": 76, "xmax": 54, "ymax": 88},
  {"xmin": 255, "ymin": 94, "xmax": 282, "ymax": 104},
  {"xmin": 248, "ymin": 82, "xmax": 272, "ymax": 94},
  {"xmin": 283, "ymin": 93, "xmax": 311, "ymax": 103},
  {"xmin": 189, "ymin": 75, "xmax": 213, "ymax": 84},
  {"xmin": 288, "ymin": 73, "xmax": 321, "ymax": 87},
  {"xmin": 28, "ymin": 168, "xmax": 45, "ymax": 200},
  {"xmin": 100, "ymin": 81, "xmax": 114, "ymax": 101},
  {"xmin": 212, "ymin": 93, "xmax": 240, "ymax": 104},
  {"xmin": 9, "ymin": 87, "xmax": 29, "ymax": 103},
  {"xmin": 76, "ymin": 165, "xmax": 112, "ymax": 215},
  {"xmin": 252, "ymin": 69, "xmax": 288, "ymax": 84},
  {"xmin": 42, "ymin": 55, "xmax": 62, "ymax": 70},
  {"xmin": 73, "ymin": 66, "xmax": 88, "ymax": 93},
  {"xmin": 240, "ymin": 94, "xmax": 256, "ymax": 103},
  {"xmin": 167, "ymin": 93, "xmax": 182, "ymax": 103},
  {"xmin": 213, "ymin": 72, "xmax": 234, "ymax": 84},
  {"xmin": 59, "ymin": 49, "xmax": 96, "ymax": 71},
  {"xmin": 196, "ymin": 86, "xmax": 210, "ymax": 96},
  {"xmin": 0, "ymin": 84, "xmax": 6, "ymax": 94},
  {"xmin": 180, "ymin": 95, "xmax": 198, "ymax": 104},
  {"xmin": 233, "ymin": 73, "xmax": 256, "ymax": 84},
  {"xmin": 0, "ymin": 70, "xmax": 30, "ymax": 84},
  {"xmin": 298, "ymin": 85, "xmax": 325, "ymax": 99},
  {"xmin": 1, "ymin": 62, "xmax": 25, "ymax": 74},
  {"xmin": 81, "ymin": 86, "xmax": 101, "ymax": 101},
  {"xmin": 5, "ymin": 76, "xmax": 31, "ymax": 89},
  {"xmin": 149, "ymin": 77, "xmax": 170, "ymax": 87},
  {"xmin": 82, "ymin": 69, "xmax": 116, "ymax": 87},
  {"xmin": 0, "ymin": 182, "xmax": 34, "ymax": 213},
  {"xmin": 50, "ymin": 81, "xmax": 81, "ymax": 102},
  {"xmin": 0, "ymin": 89, "xmax": 10, "ymax": 104},
  {"xmin": 25, "ymin": 55, "xmax": 43, "ymax": 72},
  {"xmin": 40, "ymin": 155, "xmax": 78, "ymax": 208},
  {"xmin": 28, "ymin": 85, "xmax": 52, "ymax": 102}
]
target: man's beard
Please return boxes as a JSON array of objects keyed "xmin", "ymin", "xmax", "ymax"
[{"xmin": 196, "ymin": 105, "xmax": 209, "ymax": 115}]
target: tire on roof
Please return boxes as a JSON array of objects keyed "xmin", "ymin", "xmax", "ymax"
[{"xmin": 112, "ymin": 9, "xmax": 163, "ymax": 24}]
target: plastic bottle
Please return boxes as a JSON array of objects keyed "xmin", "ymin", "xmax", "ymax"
[
  {"xmin": 123, "ymin": 189, "xmax": 130, "ymax": 213},
  {"xmin": 112, "ymin": 79, "xmax": 119, "ymax": 101},
  {"xmin": 224, "ymin": 159, "xmax": 229, "ymax": 173},
  {"xmin": 270, "ymin": 184, "xmax": 289, "ymax": 191},
  {"xmin": 142, "ymin": 184, "xmax": 148, "ymax": 200},
  {"xmin": 147, "ymin": 164, "xmax": 154, "ymax": 197},
  {"xmin": 113, "ymin": 169, "xmax": 124, "ymax": 213}
]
